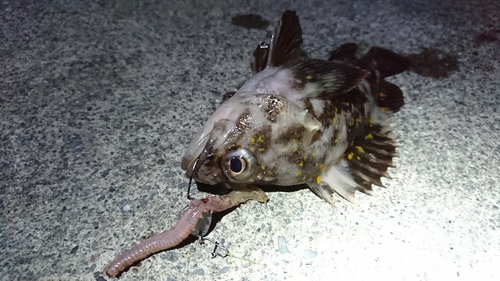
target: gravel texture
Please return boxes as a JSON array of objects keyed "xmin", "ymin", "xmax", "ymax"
[{"xmin": 1, "ymin": 0, "xmax": 499, "ymax": 280}]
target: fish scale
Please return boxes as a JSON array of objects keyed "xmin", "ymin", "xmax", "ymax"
[{"xmin": 181, "ymin": 10, "xmax": 411, "ymax": 206}]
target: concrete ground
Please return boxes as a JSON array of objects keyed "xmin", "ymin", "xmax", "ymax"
[{"xmin": 1, "ymin": 0, "xmax": 499, "ymax": 280}]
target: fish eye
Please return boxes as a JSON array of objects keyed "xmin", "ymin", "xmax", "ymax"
[
  {"xmin": 223, "ymin": 148, "xmax": 256, "ymax": 181},
  {"xmin": 229, "ymin": 157, "xmax": 245, "ymax": 174}
]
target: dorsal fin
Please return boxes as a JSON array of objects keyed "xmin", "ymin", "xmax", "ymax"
[
  {"xmin": 328, "ymin": 43, "xmax": 358, "ymax": 61},
  {"xmin": 268, "ymin": 10, "xmax": 303, "ymax": 67},
  {"xmin": 251, "ymin": 10, "xmax": 303, "ymax": 73},
  {"xmin": 251, "ymin": 42, "xmax": 270, "ymax": 74},
  {"xmin": 285, "ymin": 59, "xmax": 369, "ymax": 98}
]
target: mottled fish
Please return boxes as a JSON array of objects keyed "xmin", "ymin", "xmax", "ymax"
[{"xmin": 181, "ymin": 10, "xmax": 411, "ymax": 205}]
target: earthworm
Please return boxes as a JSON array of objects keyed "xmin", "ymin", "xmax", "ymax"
[{"xmin": 105, "ymin": 188, "xmax": 268, "ymax": 277}]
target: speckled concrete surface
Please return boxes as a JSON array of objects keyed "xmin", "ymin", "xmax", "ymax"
[{"xmin": 1, "ymin": 0, "xmax": 499, "ymax": 280}]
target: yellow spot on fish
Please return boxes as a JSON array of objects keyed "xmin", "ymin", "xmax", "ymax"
[
  {"xmin": 293, "ymin": 146, "xmax": 298, "ymax": 152},
  {"xmin": 335, "ymin": 108, "xmax": 339, "ymax": 112},
  {"xmin": 296, "ymin": 171, "xmax": 302, "ymax": 176},
  {"xmin": 369, "ymin": 118, "xmax": 374, "ymax": 123},
  {"xmin": 366, "ymin": 133, "xmax": 373, "ymax": 139},
  {"xmin": 333, "ymin": 117, "xmax": 337, "ymax": 123},
  {"xmin": 316, "ymin": 175, "xmax": 322, "ymax": 184},
  {"xmin": 338, "ymin": 134, "xmax": 343, "ymax": 139},
  {"xmin": 315, "ymin": 163, "xmax": 318, "ymax": 166},
  {"xmin": 357, "ymin": 156, "xmax": 361, "ymax": 160},
  {"xmin": 306, "ymin": 75, "xmax": 313, "ymax": 80},
  {"xmin": 250, "ymin": 137, "xmax": 255, "ymax": 143},
  {"xmin": 380, "ymin": 107, "xmax": 389, "ymax": 112},
  {"xmin": 299, "ymin": 161, "xmax": 304, "ymax": 167},
  {"xmin": 348, "ymin": 152, "xmax": 354, "ymax": 160},
  {"xmin": 320, "ymin": 165, "xmax": 327, "ymax": 172},
  {"xmin": 257, "ymin": 135, "xmax": 264, "ymax": 143},
  {"xmin": 303, "ymin": 156, "xmax": 307, "ymax": 161},
  {"xmin": 356, "ymin": 146, "xmax": 365, "ymax": 153},
  {"xmin": 311, "ymin": 153, "xmax": 316, "ymax": 157},
  {"xmin": 302, "ymin": 175, "xmax": 307, "ymax": 181},
  {"xmin": 334, "ymin": 138, "xmax": 338, "ymax": 143},
  {"xmin": 258, "ymin": 147, "xmax": 265, "ymax": 152},
  {"xmin": 249, "ymin": 147, "xmax": 255, "ymax": 152},
  {"xmin": 261, "ymin": 165, "xmax": 266, "ymax": 170}
]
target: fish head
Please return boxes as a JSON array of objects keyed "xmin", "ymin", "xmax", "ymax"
[{"xmin": 181, "ymin": 92, "xmax": 321, "ymax": 188}]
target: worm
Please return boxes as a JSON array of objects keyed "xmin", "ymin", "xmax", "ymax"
[{"xmin": 105, "ymin": 188, "xmax": 268, "ymax": 277}]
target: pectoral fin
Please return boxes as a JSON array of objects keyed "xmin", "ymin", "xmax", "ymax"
[
  {"xmin": 309, "ymin": 161, "xmax": 359, "ymax": 206},
  {"xmin": 309, "ymin": 120, "xmax": 398, "ymax": 205}
]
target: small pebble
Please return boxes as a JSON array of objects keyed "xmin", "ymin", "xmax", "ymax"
[
  {"xmin": 123, "ymin": 205, "xmax": 130, "ymax": 211},
  {"xmin": 219, "ymin": 266, "xmax": 230, "ymax": 274},
  {"xmin": 70, "ymin": 245, "xmax": 79, "ymax": 254},
  {"xmin": 303, "ymin": 249, "xmax": 318, "ymax": 259},
  {"xmin": 193, "ymin": 268, "xmax": 204, "ymax": 276},
  {"xmin": 277, "ymin": 236, "xmax": 289, "ymax": 254}
]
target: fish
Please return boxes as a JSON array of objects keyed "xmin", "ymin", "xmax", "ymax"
[
  {"xmin": 105, "ymin": 10, "xmax": 413, "ymax": 277},
  {"xmin": 181, "ymin": 10, "xmax": 411, "ymax": 206}
]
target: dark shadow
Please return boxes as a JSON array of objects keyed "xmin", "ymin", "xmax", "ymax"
[
  {"xmin": 475, "ymin": 30, "xmax": 499, "ymax": 47},
  {"xmin": 259, "ymin": 183, "xmax": 309, "ymax": 193},
  {"xmin": 406, "ymin": 47, "xmax": 459, "ymax": 79},
  {"xmin": 196, "ymin": 182, "xmax": 232, "ymax": 195},
  {"xmin": 231, "ymin": 14, "xmax": 270, "ymax": 30},
  {"xmin": 196, "ymin": 182, "xmax": 309, "ymax": 195}
]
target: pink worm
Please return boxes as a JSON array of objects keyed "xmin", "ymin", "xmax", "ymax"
[{"xmin": 105, "ymin": 188, "xmax": 268, "ymax": 277}]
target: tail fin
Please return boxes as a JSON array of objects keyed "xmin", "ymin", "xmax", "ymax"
[
  {"xmin": 355, "ymin": 47, "xmax": 412, "ymax": 81},
  {"xmin": 355, "ymin": 47, "xmax": 411, "ymax": 113}
]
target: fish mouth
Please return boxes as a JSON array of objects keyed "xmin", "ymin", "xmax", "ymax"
[
  {"xmin": 183, "ymin": 121, "xmax": 228, "ymax": 181},
  {"xmin": 183, "ymin": 135, "xmax": 213, "ymax": 179},
  {"xmin": 185, "ymin": 139, "xmax": 212, "ymax": 179},
  {"xmin": 181, "ymin": 133, "xmax": 209, "ymax": 172}
]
